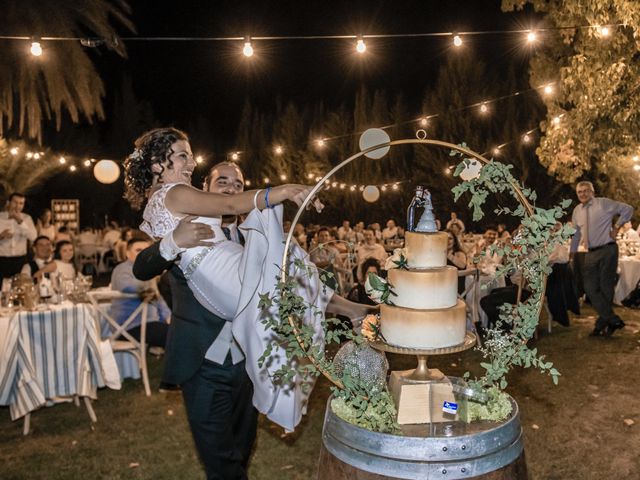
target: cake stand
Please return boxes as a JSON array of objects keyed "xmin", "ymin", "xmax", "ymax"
[{"xmin": 370, "ymin": 330, "xmax": 476, "ymax": 382}]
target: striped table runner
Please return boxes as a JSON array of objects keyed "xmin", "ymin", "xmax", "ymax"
[{"xmin": 0, "ymin": 303, "xmax": 106, "ymax": 420}]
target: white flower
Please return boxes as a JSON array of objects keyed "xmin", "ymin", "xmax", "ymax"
[
  {"xmin": 129, "ymin": 148, "xmax": 143, "ymax": 161},
  {"xmin": 384, "ymin": 248, "xmax": 406, "ymax": 270}
]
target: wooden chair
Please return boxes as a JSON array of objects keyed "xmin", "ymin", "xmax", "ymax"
[{"xmin": 88, "ymin": 291, "xmax": 151, "ymax": 396}]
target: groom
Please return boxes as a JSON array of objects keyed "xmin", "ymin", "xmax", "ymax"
[{"xmin": 133, "ymin": 161, "xmax": 257, "ymax": 480}]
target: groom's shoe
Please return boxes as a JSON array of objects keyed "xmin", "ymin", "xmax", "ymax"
[{"xmin": 605, "ymin": 316, "xmax": 625, "ymax": 337}]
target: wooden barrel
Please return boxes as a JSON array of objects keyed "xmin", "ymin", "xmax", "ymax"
[{"xmin": 317, "ymin": 395, "xmax": 528, "ymax": 480}]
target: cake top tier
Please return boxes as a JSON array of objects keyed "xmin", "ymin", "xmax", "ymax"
[{"xmin": 404, "ymin": 231, "xmax": 448, "ymax": 268}]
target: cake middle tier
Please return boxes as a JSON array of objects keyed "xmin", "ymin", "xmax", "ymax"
[
  {"xmin": 388, "ymin": 265, "xmax": 458, "ymax": 309},
  {"xmin": 380, "ymin": 300, "xmax": 467, "ymax": 349}
]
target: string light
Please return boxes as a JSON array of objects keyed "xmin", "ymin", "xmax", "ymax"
[
  {"xmin": 381, "ymin": 185, "xmax": 387, "ymax": 191},
  {"xmin": 26, "ymin": 152, "xmax": 33, "ymax": 159},
  {"xmin": 33, "ymin": 152, "xmax": 41, "ymax": 159},
  {"xmin": 633, "ymin": 165, "xmax": 640, "ymax": 171},
  {"xmin": 69, "ymin": 165, "xmax": 77, "ymax": 172},
  {"xmin": 339, "ymin": 183, "xmax": 346, "ymax": 189},
  {"xmin": 58, "ymin": 156, "xmax": 66, "ymax": 164},
  {"xmin": 280, "ymin": 174, "xmax": 287, "ymax": 181},
  {"xmin": 452, "ymin": 34, "xmax": 463, "ymax": 47},
  {"xmin": 274, "ymin": 145, "xmax": 283, "ymax": 155},
  {"xmin": 350, "ymin": 185, "xmax": 356, "ymax": 191},
  {"xmin": 392, "ymin": 184, "xmax": 399, "ymax": 191},
  {"xmin": 195, "ymin": 155, "xmax": 204, "ymax": 164},
  {"xmin": 9, "ymin": 147, "xmax": 18, "ymax": 155},
  {"xmin": 543, "ymin": 84, "xmax": 554, "ymax": 95},
  {"xmin": 231, "ymin": 152, "xmax": 239, "ymax": 161},
  {"xmin": 242, "ymin": 37, "xmax": 254, "ymax": 57},
  {"xmin": 356, "ymin": 37, "xmax": 366, "ymax": 54},
  {"xmin": 331, "ymin": 181, "xmax": 338, "ymax": 188},
  {"xmin": 522, "ymin": 133, "xmax": 531, "ymax": 143},
  {"xmin": 263, "ymin": 177, "xmax": 270, "ymax": 184},
  {"xmin": 30, "ymin": 40, "xmax": 42, "ymax": 57},
  {"xmin": 552, "ymin": 116, "xmax": 561, "ymax": 126},
  {"xmin": 315, "ymin": 176, "xmax": 322, "ymax": 182},
  {"xmin": 316, "ymin": 139, "xmax": 325, "ymax": 148},
  {"xmin": 599, "ymin": 26, "xmax": 611, "ymax": 37},
  {"xmin": 359, "ymin": 186, "xmax": 365, "ymax": 191},
  {"xmin": 244, "ymin": 179, "xmax": 251, "ymax": 186},
  {"xmin": 526, "ymin": 31, "xmax": 537, "ymax": 43},
  {"xmin": 83, "ymin": 159, "xmax": 92, "ymax": 167},
  {"xmin": 419, "ymin": 117, "xmax": 428, "ymax": 127},
  {"xmin": 479, "ymin": 103, "xmax": 488, "ymax": 114},
  {"xmin": 492, "ymin": 147, "xmax": 500, "ymax": 156},
  {"xmin": 307, "ymin": 173, "xmax": 314, "ymax": 179},
  {"xmin": 633, "ymin": 155, "xmax": 639, "ymax": 162}
]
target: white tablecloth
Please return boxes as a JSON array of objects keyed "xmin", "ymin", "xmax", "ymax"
[
  {"xmin": 0, "ymin": 303, "xmax": 115, "ymax": 420},
  {"xmin": 615, "ymin": 257, "xmax": 640, "ymax": 305}
]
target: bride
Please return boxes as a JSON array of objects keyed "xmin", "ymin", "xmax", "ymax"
[{"xmin": 123, "ymin": 127, "xmax": 351, "ymax": 430}]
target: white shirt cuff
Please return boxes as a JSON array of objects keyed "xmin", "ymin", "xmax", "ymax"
[{"xmin": 159, "ymin": 232, "xmax": 185, "ymax": 261}]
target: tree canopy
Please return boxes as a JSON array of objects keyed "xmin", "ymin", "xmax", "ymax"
[
  {"xmin": 502, "ymin": 0, "xmax": 640, "ymax": 204},
  {"xmin": 0, "ymin": 0, "xmax": 134, "ymax": 141}
]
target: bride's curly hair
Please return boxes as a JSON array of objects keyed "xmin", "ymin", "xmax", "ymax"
[{"xmin": 123, "ymin": 127, "xmax": 189, "ymax": 210}]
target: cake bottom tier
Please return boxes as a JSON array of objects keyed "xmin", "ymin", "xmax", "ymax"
[{"xmin": 380, "ymin": 299, "xmax": 467, "ymax": 349}]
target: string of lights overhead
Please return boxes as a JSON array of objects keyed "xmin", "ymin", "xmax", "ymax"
[{"xmin": 9, "ymin": 22, "xmax": 621, "ymax": 58}]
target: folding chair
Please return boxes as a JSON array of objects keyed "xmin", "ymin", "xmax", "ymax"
[{"xmin": 88, "ymin": 291, "xmax": 151, "ymax": 396}]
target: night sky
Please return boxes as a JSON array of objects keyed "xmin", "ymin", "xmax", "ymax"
[{"xmin": 33, "ymin": 0, "xmax": 541, "ymax": 226}]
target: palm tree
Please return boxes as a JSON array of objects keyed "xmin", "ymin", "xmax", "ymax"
[
  {"xmin": 0, "ymin": 138, "xmax": 65, "ymax": 201},
  {"xmin": 0, "ymin": 0, "xmax": 134, "ymax": 142}
]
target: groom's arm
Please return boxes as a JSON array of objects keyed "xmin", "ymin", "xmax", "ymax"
[{"xmin": 133, "ymin": 215, "xmax": 215, "ymax": 281}]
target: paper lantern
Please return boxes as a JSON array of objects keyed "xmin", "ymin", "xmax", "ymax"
[
  {"xmin": 359, "ymin": 128, "xmax": 390, "ymax": 159},
  {"xmin": 363, "ymin": 185, "xmax": 380, "ymax": 203},
  {"xmin": 93, "ymin": 160, "xmax": 121, "ymax": 184}
]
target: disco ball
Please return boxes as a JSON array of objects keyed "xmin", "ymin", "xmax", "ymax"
[{"xmin": 334, "ymin": 341, "xmax": 389, "ymax": 393}]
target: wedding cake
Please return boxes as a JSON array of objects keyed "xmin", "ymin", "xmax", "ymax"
[{"xmin": 368, "ymin": 187, "xmax": 467, "ymax": 349}]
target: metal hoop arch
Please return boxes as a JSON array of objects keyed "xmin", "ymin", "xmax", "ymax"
[{"xmin": 280, "ymin": 138, "xmax": 536, "ymax": 389}]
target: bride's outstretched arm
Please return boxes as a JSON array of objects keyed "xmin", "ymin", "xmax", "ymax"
[{"xmin": 165, "ymin": 183, "xmax": 313, "ymax": 217}]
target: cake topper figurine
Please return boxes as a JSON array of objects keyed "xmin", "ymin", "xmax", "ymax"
[{"xmin": 407, "ymin": 185, "xmax": 438, "ymax": 232}]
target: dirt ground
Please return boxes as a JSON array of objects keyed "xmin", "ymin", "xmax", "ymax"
[{"xmin": 1, "ymin": 304, "xmax": 639, "ymax": 479}]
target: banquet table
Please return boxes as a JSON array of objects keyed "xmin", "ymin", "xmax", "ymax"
[
  {"xmin": 614, "ymin": 257, "xmax": 640, "ymax": 305},
  {"xmin": 0, "ymin": 302, "xmax": 112, "ymax": 421}
]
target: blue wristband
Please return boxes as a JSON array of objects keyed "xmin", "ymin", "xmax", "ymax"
[{"xmin": 265, "ymin": 187, "xmax": 273, "ymax": 209}]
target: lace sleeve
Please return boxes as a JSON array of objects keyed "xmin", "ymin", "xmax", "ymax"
[{"xmin": 140, "ymin": 183, "xmax": 183, "ymax": 240}]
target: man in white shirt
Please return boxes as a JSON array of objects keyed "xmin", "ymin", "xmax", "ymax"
[
  {"xmin": 21, "ymin": 236, "xmax": 55, "ymax": 280},
  {"xmin": 337, "ymin": 220, "xmax": 356, "ymax": 243},
  {"xmin": 356, "ymin": 229, "xmax": 388, "ymax": 280},
  {"xmin": 382, "ymin": 219, "xmax": 399, "ymax": 241},
  {"xmin": 445, "ymin": 212, "xmax": 466, "ymax": 233},
  {"xmin": 0, "ymin": 193, "xmax": 38, "ymax": 279}
]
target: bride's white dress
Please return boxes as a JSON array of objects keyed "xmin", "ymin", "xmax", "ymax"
[{"xmin": 140, "ymin": 183, "xmax": 331, "ymax": 431}]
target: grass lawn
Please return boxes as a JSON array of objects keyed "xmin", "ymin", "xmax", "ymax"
[{"xmin": 1, "ymin": 305, "xmax": 639, "ymax": 479}]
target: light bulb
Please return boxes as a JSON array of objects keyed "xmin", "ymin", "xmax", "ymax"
[
  {"xmin": 356, "ymin": 38, "xmax": 366, "ymax": 54},
  {"xmin": 316, "ymin": 139, "xmax": 325, "ymax": 147},
  {"xmin": 307, "ymin": 173, "xmax": 314, "ymax": 179},
  {"xmin": 84, "ymin": 159, "xmax": 91, "ymax": 167},
  {"xmin": 453, "ymin": 35, "xmax": 463, "ymax": 47},
  {"xmin": 9, "ymin": 147, "xmax": 18, "ymax": 155},
  {"xmin": 332, "ymin": 182, "xmax": 338, "ymax": 188},
  {"xmin": 69, "ymin": 165, "xmax": 77, "ymax": 172},
  {"xmin": 381, "ymin": 185, "xmax": 387, "ymax": 191},
  {"xmin": 523, "ymin": 134, "xmax": 531, "ymax": 143},
  {"xmin": 543, "ymin": 84, "xmax": 554, "ymax": 95},
  {"xmin": 195, "ymin": 155, "xmax": 203, "ymax": 164},
  {"xmin": 392, "ymin": 184, "xmax": 399, "ymax": 190},
  {"xmin": 231, "ymin": 152, "xmax": 239, "ymax": 161},
  {"xmin": 359, "ymin": 186, "xmax": 365, "ymax": 191},
  {"xmin": 493, "ymin": 148, "xmax": 500, "ymax": 156},
  {"xmin": 633, "ymin": 165, "xmax": 640, "ymax": 171},
  {"xmin": 34, "ymin": 153, "xmax": 41, "ymax": 160},
  {"xmin": 263, "ymin": 177, "xmax": 270, "ymax": 184},
  {"xmin": 59, "ymin": 157, "xmax": 66, "ymax": 164},
  {"xmin": 526, "ymin": 31, "xmax": 537, "ymax": 43},
  {"xmin": 30, "ymin": 41, "xmax": 43, "ymax": 57},
  {"xmin": 242, "ymin": 40, "xmax": 254, "ymax": 57},
  {"xmin": 420, "ymin": 117, "xmax": 428, "ymax": 127},
  {"xmin": 480, "ymin": 103, "xmax": 488, "ymax": 114},
  {"xmin": 340, "ymin": 183, "xmax": 346, "ymax": 189},
  {"xmin": 315, "ymin": 176, "xmax": 322, "ymax": 182},
  {"xmin": 633, "ymin": 155, "xmax": 639, "ymax": 162},
  {"xmin": 26, "ymin": 152, "xmax": 33, "ymax": 159},
  {"xmin": 552, "ymin": 116, "xmax": 561, "ymax": 126},
  {"xmin": 244, "ymin": 180, "xmax": 251, "ymax": 186},
  {"xmin": 350, "ymin": 185, "xmax": 356, "ymax": 191},
  {"xmin": 274, "ymin": 146, "xmax": 283, "ymax": 155},
  {"xmin": 280, "ymin": 174, "xmax": 287, "ymax": 181},
  {"xmin": 600, "ymin": 26, "xmax": 610, "ymax": 37}
]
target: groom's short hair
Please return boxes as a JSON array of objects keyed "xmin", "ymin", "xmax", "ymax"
[{"xmin": 203, "ymin": 161, "xmax": 244, "ymax": 190}]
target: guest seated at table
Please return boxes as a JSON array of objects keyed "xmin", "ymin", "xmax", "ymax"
[
  {"xmin": 446, "ymin": 229, "xmax": 468, "ymax": 295},
  {"xmin": 370, "ymin": 222, "xmax": 383, "ymax": 242},
  {"xmin": 348, "ymin": 258, "xmax": 382, "ymax": 306},
  {"xmin": 446, "ymin": 212, "xmax": 465, "ymax": 233},
  {"xmin": 110, "ymin": 236, "xmax": 171, "ymax": 348},
  {"xmin": 355, "ymin": 229, "xmax": 388, "ymax": 280},
  {"xmin": 473, "ymin": 227, "xmax": 503, "ymax": 272},
  {"xmin": 102, "ymin": 221, "xmax": 122, "ymax": 250},
  {"xmin": 620, "ymin": 221, "xmax": 640, "ymax": 242},
  {"xmin": 114, "ymin": 227, "xmax": 132, "ymax": 263},
  {"xmin": 21, "ymin": 235, "xmax": 56, "ymax": 281},
  {"xmin": 330, "ymin": 228, "xmax": 349, "ymax": 254},
  {"xmin": 310, "ymin": 227, "xmax": 348, "ymax": 292},
  {"xmin": 545, "ymin": 224, "xmax": 580, "ymax": 326},
  {"xmin": 78, "ymin": 226, "xmax": 98, "ymax": 246},
  {"xmin": 382, "ymin": 219, "xmax": 399, "ymax": 242},
  {"xmin": 54, "ymin": 224, "xmax": 73, "ymax": 244},
  {"xmin": 53, "ymin": 240, "xmax": 77, "ymax": 280}
]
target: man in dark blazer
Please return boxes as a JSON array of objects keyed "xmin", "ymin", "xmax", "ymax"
[{"xmin": 133, "ymin": 162, "xmax": 257, "ymax": 480}]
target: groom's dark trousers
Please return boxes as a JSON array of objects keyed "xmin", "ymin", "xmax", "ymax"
[{"xmin": 134, "ymin": 243, "xmax": 258, "ymax": 480}]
